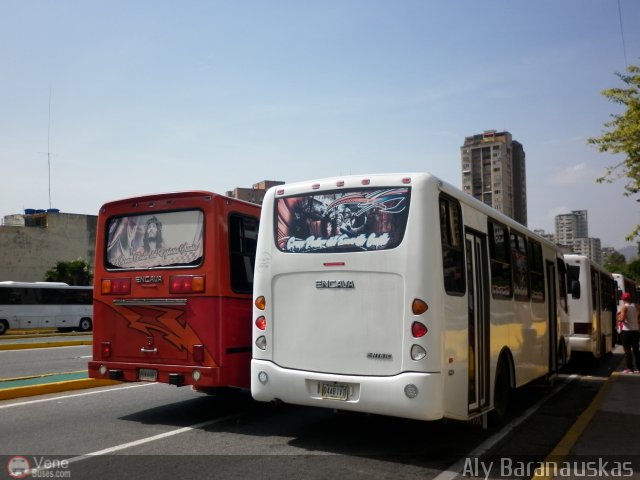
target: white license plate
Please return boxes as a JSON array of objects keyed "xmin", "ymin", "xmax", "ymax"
[
  {"xmin": 138, "ymin": 368, "xmax": 158, "ymax": 381},
  {"xmin": 320, "ymin": 382, "xmax": 349, "ymax": 401}
]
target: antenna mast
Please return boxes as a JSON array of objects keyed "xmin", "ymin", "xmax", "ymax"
[{"xmin": 47, "ymin": 88, "xmax": 52, "ymax": 210}]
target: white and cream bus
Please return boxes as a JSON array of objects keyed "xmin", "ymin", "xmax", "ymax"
[
  {"xmin": 564, "ymin": 254, "xmax": 616, "ymax": 359},
  {"xmin": 251, "ymin": 173, "xmax": 570, "ymax": 422},
  {"xmin": 0, "ymin": 281, "xmax": 93, "ymax": 335}
]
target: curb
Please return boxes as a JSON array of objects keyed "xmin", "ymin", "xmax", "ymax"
[
  {"xmin": 0, "ymin": 340, "xmax": 92, "ymax": 351},
  {"xmin": 0, "ymin": 378, "xmax": 121, "ymax": 401}
]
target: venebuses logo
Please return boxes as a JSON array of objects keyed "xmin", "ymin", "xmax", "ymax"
[{"xmin": 7, "ymin": 456, "xmax": 30, "ymax": 478}]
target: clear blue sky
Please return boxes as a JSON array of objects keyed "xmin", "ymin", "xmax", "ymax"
[{"xmin": 1, "ymin": 0, "xmax": 639, "ymax": 249}]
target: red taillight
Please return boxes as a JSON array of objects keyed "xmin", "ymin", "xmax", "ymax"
[
  {"xmin": 101, "ymin": 341, "xmax": 112, "ymax": 359},
  {"xmin": 192, "ymin": 344, "xmax": 204, "ymax": 362},
  {"xmin": 102, "ymin": 278, "xmax": 131, "ymax": 295},
  {"xmin": 169, "ymin": 275, "xmax": 205, "ymax": 294},
  {"xmin": 411, "ymin": 321, "xmax": 428, "ymax": 338},
  {"xmin": 255, "ymin": 316, "xmax": 267, "ymax": 330}
]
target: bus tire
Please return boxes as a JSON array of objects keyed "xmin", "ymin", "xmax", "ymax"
[
  {"xmin": 491, "ymin": 358, "xmax": 511, "ymax": 425},
  {"xmin": 0, "ymin": 320, "xmax": 8, "ymax": 335},
  {"xmin": 78, "ymin": 318, "xmax": 93, "ymax": 332}
]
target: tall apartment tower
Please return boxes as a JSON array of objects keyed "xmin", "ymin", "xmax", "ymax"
[
  {"xmin": 554, "ymin": 210, "xmax": 602, "ymax": 264},
  {"xmin": 461, "ymin": 130, "xmax": 527, "ymax": 226},
  {"xmin": 555, "ymin": 210, "xmax": 589, "ymax": 249}
]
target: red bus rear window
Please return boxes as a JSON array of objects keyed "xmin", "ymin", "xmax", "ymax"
[
  {"xmin": 275, "ymin": 188, "xmax": 410, "ymax": 253},
  {"xmin": 106, "ymin": 210, "xmax": 204, "ymax": 270}
]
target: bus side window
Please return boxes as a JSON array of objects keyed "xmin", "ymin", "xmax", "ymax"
[
  {"xmin": 438, "ymin": 194, "xmax": 465, "ymax": 295},
  {"xmin": 567, "ymin": 265, "xmax": 580, "ymax": 299},
  {"xmin": 591, "ymin": 270, "xmax": 599, "ymax": 311},
  {"xmin": 229, "ymin": 214, "xmax": 259, "ymax": 294},
  {"xmin": 511, "ymin": 232, "xmax": 529, "ymax": 301},
  {"xmin": 488, "ymin": 220, "xmax": 512, "ymax": 299},
  {"xmin": 528, "ymin": 240, "xmax": 545, "ymax": 302},
  {"xmin": 557, "ymin": 258, "xmax": 568, "ymax": 312}
]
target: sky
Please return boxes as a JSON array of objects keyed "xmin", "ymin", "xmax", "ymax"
[{"xmin": 1, "ymin": 0, "xmax": 639, "ymax": 249}]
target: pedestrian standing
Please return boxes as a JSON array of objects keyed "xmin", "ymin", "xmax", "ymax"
[{"xmin": 617, "ymin": 292, "xmax": 640, "ymax": 373}]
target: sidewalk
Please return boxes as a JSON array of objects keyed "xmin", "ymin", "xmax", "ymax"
[{"xmin": 534, "ymin": 346, "xmax": 640, "ymax": 479}]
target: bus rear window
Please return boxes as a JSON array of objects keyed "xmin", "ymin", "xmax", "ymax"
[
  {"xmin": 106, "ymin": 210, "xmax": 204, "ymax": 269},
  {"xmin": 275, "ymin": 188, "xmax": 410, "ymax": 253}
]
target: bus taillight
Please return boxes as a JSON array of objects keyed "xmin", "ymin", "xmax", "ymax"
[
  {"xmin": 255, "ymin": 316, "xmax": 267, "ymax": 330},
  {"xmin": 102, "ymin": 278, "xmax": 131, "ymax": 295},
  {"xmin": 411, "ymin": 321, "xmax": 428, "ymax": 338},
  {"xmin": 101, "ymin": 341, "xmax": 112, "ymax": 359},
  {"xmin": 192, "ymin": 344, "xmax": 204, "ymax": 362},
  {"xmin": 411, "ymin": 299, "xmax": 428, "ymax": 315},
  {"xmin": 255, "ymin": 296, "xmax": 266, "ymax": 310},
  {"xmin": 169, "ymin": 275, "xmax": 205, "ymax": 294}
]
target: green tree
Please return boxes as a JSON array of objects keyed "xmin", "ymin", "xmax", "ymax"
[
  {"xmin": 627, "ymin": 259, "xmax": 640, "ymax": 281},
  {"xmin": 603, "ymin": 250, "xmax": 628, "ymax": 276},
  {"xmin": 44, "ymin": 259, "xmax": 93, "ymax": 286},
  {"xmin": 588, "ymin": 63, "xmax": 640, "ymax": 241}
]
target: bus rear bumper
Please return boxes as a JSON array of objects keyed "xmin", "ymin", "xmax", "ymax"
[
  {"xmin": 251, "ymin": 359, "xmax": 444, "ymax": 421},
  {"xmin": 88, "ymin": 360, "xmax": 249, "ymax": 389},
  {"xmin": 568, "ymin": 335, "xmax": 597, "ymax": 355}
]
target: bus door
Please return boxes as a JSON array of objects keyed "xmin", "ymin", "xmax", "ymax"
[
  {"xmin": 546, "ymin": 261, "xmax": 559, "ymax": 372},
  {"xmin": 592, "ymin": 270, "xmax": 604, "ymax": 357},
  {"xmin": 465, "ymin": 230, "xmax": 490, "ymax": 412}
]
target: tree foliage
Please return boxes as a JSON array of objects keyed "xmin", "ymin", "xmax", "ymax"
[
  {"xmin": 588, "ymin": 63, "xmax": 640, "ymax": 241},
  {"xmin": 44, "ymin": 259, "xmax": 93, "ymax": 286},
  {"xmin": 603, "ymin": 249, "xmax": 640, "ymax": 283},
  {"xmin": 603, "ymin": 251, "xmax": 627, "ymax": 274}
]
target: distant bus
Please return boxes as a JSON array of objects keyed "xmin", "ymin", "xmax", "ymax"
[
  {"xmin": 0, "ymin": 281, "xmax": 93, "ymax": 335},
  {"xmin": 251, "ymin": 173, "xmax": 570, "ymax": 422},
  {"xmin": 564, "ymin": 254, "xmax": 616, "ymax": 359},
  {"xmin": 88, "ymin": 191, "xmax": 260, "ymax": 391}
]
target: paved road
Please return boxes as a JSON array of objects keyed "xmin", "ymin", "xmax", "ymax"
[
  {"xmin": 0, "ymin": 352, "xmax": 623, "ymax": 480},
  {"xmin": 0, "ymin": 345, "xmax": 92, "ymax": 379}
]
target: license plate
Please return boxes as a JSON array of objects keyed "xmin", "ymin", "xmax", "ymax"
[
  {"xmin": 320, "ymin": 382, "xmax": 349, "ymax": 401},
  {"xmin": 138, "ymin": 368, "xmax": 158, "ymax": 381}
]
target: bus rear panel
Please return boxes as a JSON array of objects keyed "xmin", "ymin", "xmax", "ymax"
[
  {"xmin": 252, "ymin": 173, "xmax": 568, "ymax": 422},
  {"xmin": 89, "ymin": 191, "xmax": 259, "ymax": 390}
]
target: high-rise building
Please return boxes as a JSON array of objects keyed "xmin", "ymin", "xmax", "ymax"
[
  {"xmin": 574, "ymin": 237, "xmax": 603, "ymax": 265},
  {"xmin": 555, "ymin": 210, "xmax": 589, "ymax": 249},
  {"xmin": 461, "ymin": 130, "xmax": 527, "ymax": 226},
  {"xmin": 554, "ymin": 210, "xmax": 602, "ymax": 264}
]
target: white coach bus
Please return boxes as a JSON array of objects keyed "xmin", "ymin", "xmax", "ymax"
[
  {"xmin": 0, "ymin": 281, "xmax": 93, "ymax": 335},
  {"xmin": 251, "ymin": 172, "xmax": 570, "ymax": 422},
  {"xmin": 564, "ymin": 254, "xmax": 616, "ymax": 359}
]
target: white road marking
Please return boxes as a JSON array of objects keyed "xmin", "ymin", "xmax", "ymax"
[
  {"xmin": 432, "ymin": 374, "xmax": 578, "ymax": 480},
  {"xmin": 31, "ymin": 414, "xmax": 243, "ymax": 474},
  {"xmin": 0, "ymin": 382, "xmax": 157, "ymax": 409}
]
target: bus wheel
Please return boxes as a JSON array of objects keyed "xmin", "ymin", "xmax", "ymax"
[
  {"xmin": 491, "ymin": 359, "xmax": 511, "ymax": 425},
  {"xmin": 0, "ymin": 320, "xmax": 8, "ymax": 335},
  {"xmin": 78, "ymin": 318, "xmax": 93, "ymax": 332}
]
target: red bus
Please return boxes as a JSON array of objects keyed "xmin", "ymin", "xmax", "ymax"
[{"xmin": 88, "ymin": 191, "xmax": 260, "ymax": 391}]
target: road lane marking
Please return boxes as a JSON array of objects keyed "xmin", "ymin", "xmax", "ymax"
[
  {"xmin": 432, "ymin": 374, "xmax": 578, "ymax": 480},
  {"xmin": 0, "ymin": 382, "xmax": 157, "ymax": 409},
  {"xmin": 30, "ymin": 414, "xmax": 244, "ymax": 474}
]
